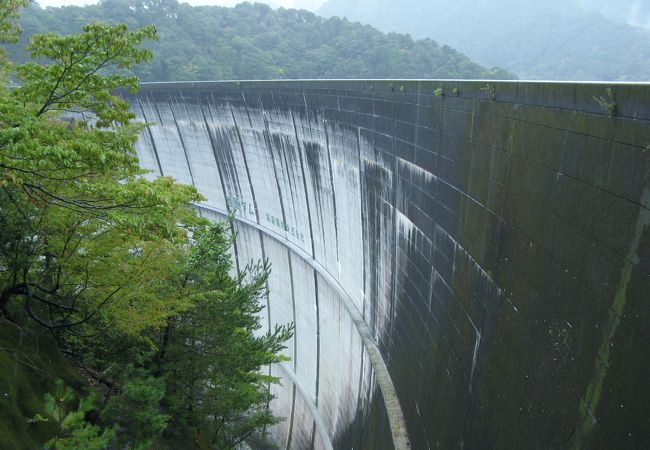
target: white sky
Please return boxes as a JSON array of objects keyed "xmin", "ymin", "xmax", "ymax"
[{"xmin": 35, "ymin": 0, "xmax": 326, "ymax": 10}]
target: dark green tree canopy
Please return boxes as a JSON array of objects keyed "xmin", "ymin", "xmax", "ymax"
[{"xmin": 9, "ymin": 0, "xmax": 515, "ymax": 81}]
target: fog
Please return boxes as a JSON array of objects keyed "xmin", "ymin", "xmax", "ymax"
[
  {"xmin": 317, "ymin": 0, "xmax": 650, "ymax": 81},
  {"xmin": 576, "ymin": 0, "xmax": 650, "ymax": 29}
]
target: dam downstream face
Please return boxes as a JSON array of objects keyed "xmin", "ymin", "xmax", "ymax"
[{"xmin": 127, "ymin": 80, "xmax": 650, "ymax": 450}]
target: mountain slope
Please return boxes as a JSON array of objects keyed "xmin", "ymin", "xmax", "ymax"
[
  {"xmin": 9, "ymin": 0, "xmax": 514, "ymax": 81},
  {"xmin": 318, "ymin": 0, "xmax": 650, "ymax": 80},
  {"xmin": 577, "ymin": 0, "xmax": 650, "ymax": 28}
]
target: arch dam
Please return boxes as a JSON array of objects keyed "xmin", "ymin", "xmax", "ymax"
[{"xmin": 125, "ymin": 80, "xmax": 650, "ymax": 450}]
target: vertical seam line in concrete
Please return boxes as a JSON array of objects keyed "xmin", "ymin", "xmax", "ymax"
[
  {"xmin": 388, "ymin": 90, "xmax": 399, "ymax": 357},
  {"xmin": 311, "ymin": 269, "xmax": 321, "ymax": 450},
  {"xmin": 355, "ymin": 123, "xmax": 370, "ymax": 424},
  {"xmin": 136, "ymin": 98, "xmax": 164, "ymax": 176},
  {"xmin": 309, "ymin": 422, "xmax": 317, "ymax": 450},
  {"xmin": 290, "ymin": 107, "xmax": 317, "ymax": 258},
  {"xmin": 286, "ymin": 384, "xmax": 297, "ymax": 450},
  {"xmin": 239, "ymin": 88, "xmax": 254, "ymax": 128},
  {"xmin": 355, "ymin": 339, "xmax": 366, "ymax": 436},
  {"xmin": 257, "ymin": 229, "xmax": 274, "ymax": 441},
  {"xmin": 257, "ymin": 230, "xmax": 272, "ymax": 335},
  {"xmin": 287, "ymin": 252, "xmax": 298, "ymax": 371},
  {"xmin": 302, "ymin": 92, "xmax": 329, "ymax": 256},
  {"xmin": 229, "ymin": 102, "xmax": 260, "ymax": 224},
  {"xmin": 313, "ymin": 270, "xmax": 321, "ymax": 409},
  {"xmin": 357, "ymin": 126, "xmax": 367, "ymax": 310},
  {"xmin": 166, "ymin": 97, "xmax": 196, "ymax": 186},
  {"xmin": 196, "ymin": 204, "xmax": 411, "ymax": 450},
  {"xmin": 323, "ymin": 117, "xmax": 340, "ymax": 264},
  {"xmin": 260, "ymin": 105, "xmax": 290, "ymax": 236},
  {"xmin": 198, "ymin": 94, "xmax": 242, "ymax": 275},
  {"xmin": 284, "ymin": 250, "xmax": 298, "ymax": 449},
  {"xmin": 275, "ymin": 362, "xmax": 334, "ymax": 450}
]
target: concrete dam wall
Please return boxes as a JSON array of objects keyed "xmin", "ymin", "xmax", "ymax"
[{"xmin": 126, "ymin": 80, "xmax": 650, "ymax": 450}]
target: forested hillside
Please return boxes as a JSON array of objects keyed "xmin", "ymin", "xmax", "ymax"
[
  {"xmin": 318, "ymin": 0, "xmax": 650, "ymax": 80},
  {"xmin": 10, "ymin": 0, "xmax": 514, "ymax": 81}
]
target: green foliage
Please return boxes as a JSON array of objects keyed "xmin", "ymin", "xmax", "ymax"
[
  {"xmin": 433, "ymin": 87, "xmax": 443, "ymax": 97},
  {"xmin": 480, "ymin": 83, "xmax": 496, "ymax": 101},
  {"xmin": 158, "ymin": 222, "xmax": 294, "ymax": 448},
  {"xmin": 0, "ymin": 322, "xmax": 85, "ymax": 450},
  {"xmin": 100, "ymin": 368, "xmax": 168, "ymax": 449},
  {"xmin": 9, "ymin": 0, "xmax": 516, "ymax": 81},
  {"xmin": 16, "ymin": 23, "xmax": 155, "ymax": 123},
  {"xmin": 27, "ymin": 413, "xmax": 50, "ymax": 424},
  {"xmin": 0, "ymin": 0, "xmax": 27, "ymax": 66},
  {"xmin": 0, "ymin": 19, "xmax": 203, "ymax": 334},
  {"xmin": 0, "ymin": 5, "xmax": 293, "ymax": 450},
  {"xmin": 43, "ymin": 380, "xmax": 116, "ymax": 450},
  {"xmin": 593, "ymin": 87, "xmax": 617, "ymax": 116}
]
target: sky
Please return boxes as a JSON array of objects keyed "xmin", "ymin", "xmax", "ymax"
[{"xmin": 35, "ymin": 0, "xmax": 325, "ymax": 10}]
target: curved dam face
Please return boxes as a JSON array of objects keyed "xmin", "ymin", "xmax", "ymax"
[{"xmin": 126, "ymin": 80, "xmax": 650, "ymax": 450}]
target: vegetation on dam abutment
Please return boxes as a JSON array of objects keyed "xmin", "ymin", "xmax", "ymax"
[{"xmin": 0, "ymin": 2, "xmax": 292, "ymax": 448}]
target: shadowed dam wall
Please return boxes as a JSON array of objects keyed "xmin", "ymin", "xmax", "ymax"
[{"xmin": 125, "ymin": 80, "xmax": 650, "ymax": 450}]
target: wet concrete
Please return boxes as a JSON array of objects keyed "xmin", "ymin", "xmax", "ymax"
[{"xmin": 126, "ymin": 80, "xmax": 650, "ymax": 450}]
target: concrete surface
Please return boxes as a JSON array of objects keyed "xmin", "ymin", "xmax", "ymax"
[{"xmin": 126, "ymin": 80, "xmax": 650, "ymax": 450}]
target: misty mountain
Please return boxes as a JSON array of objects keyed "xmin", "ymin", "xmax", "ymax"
[
  {"xmin": 318, "ymin": 0, "xmax": 650, "ymax": 80},
  {"xmin": 9, "ymin": 0, "xmax": 514, "ymax": 81},
  {"xmin": 577, "ymin": 0, "xmax": 650, "ymax": 29}
]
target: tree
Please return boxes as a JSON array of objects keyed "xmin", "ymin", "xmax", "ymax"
[
  {"xmin": 0, "ymin": 1, "xmax": 25, "ymax": 47},
  {"xmin": 42, "ymin": 379, "xmax": 117, "ymax": 450},
  {"xmin": 1, "ymin": 7, "xmax": 293, "ymax": 449},
  {"xmin": 157, "ymin": 222, "xmax": 294, "ymax": 448},
  {"xmin": 0, "ymin": 20, "xmax": 202, "ymax": 336}
]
